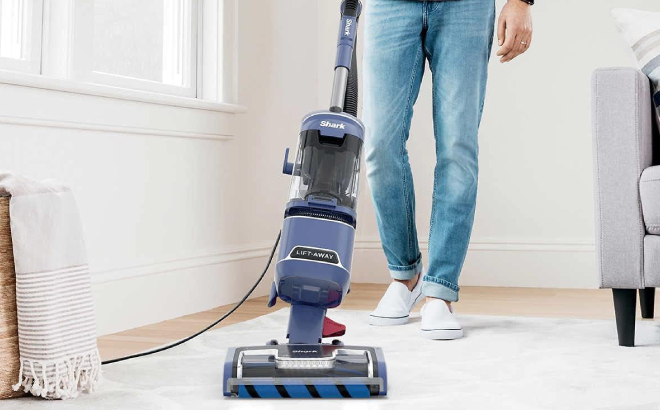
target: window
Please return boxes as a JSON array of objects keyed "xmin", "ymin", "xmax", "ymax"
[
  {"xmin": 0, "ymin": 0, "xmax": 42, "ymax": 74},
  {"xmin": 70, "ymin": 0, "xmax": 197, "ymax": 97},
  {"xmin": 0, "ymin": 0, "xmax": 236, "ymax": 102}
]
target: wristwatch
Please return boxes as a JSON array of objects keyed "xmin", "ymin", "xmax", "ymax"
[{"xmin": 519, "ymin": 0, "xmax": 534, "ymax": 4}]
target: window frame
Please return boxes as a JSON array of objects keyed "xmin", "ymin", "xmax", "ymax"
[
  {"xmin": 0, "ymin": 0, "xmax": 43, "ymax": 74},
  {"xmin": 198, "ymin": 0, "xmax": 236, "ymax": 104}
]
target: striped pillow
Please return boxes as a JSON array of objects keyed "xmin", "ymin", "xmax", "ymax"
[{"xmin": 612, "ymin": 8, "xmax": 660, "ymax": 116}]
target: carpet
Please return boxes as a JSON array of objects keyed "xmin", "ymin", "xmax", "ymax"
[{"xmin": 4, "ymin": 308, "xmax": 660, "ymax": 410}]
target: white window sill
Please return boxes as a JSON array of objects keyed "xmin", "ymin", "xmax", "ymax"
[
  {"xmin": 0, "ymin": 69, "xmax": 241, "ymax": 141},
  {"xmin": 0, "ymin": 69, "xmax": 247, "ymax": 114}
]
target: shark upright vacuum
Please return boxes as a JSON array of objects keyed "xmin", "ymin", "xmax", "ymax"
[{"xmin": 223, "ymin": 0, "xmax": 387, "ymax": 399}]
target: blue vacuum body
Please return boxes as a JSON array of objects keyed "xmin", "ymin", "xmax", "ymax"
[{"xmin": 223, "ymin": 0, "xmax": 387, "ymax": 399}]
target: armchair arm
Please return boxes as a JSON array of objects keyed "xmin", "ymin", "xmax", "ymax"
[{"xmin": 592, "ymin": 68, "xmax": 654, "ymax": 289}]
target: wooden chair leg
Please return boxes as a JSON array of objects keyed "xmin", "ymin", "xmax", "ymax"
[
  {"xmin": 639, "ymin": 287, "xmax": 655, "ymax": 319},
  {"xmin": 612, "ymin": 289, "xmax": 636, "ymax": 347}
]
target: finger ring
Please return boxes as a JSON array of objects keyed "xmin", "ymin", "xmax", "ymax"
[{"xmin": 521, "ymin": 41, "xmax": 527, "ymax": 45}]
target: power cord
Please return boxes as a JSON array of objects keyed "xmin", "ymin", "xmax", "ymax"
[{"xmin": 102, "ymin": 230, "xmax": 281, "ymax": 365}]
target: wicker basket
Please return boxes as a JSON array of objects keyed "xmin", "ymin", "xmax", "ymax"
[{"xmin": 0, "ymin": 196, "xmax": 22, "ymax": 399}]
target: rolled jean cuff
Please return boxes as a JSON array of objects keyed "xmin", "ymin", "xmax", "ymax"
[
  {"xmin": 388, "ymin": 256, "xmax": 423, "ymax": 281},
  {"xmin": 421, "ymin": 277, "xmax": 460, "ymax": 302}
]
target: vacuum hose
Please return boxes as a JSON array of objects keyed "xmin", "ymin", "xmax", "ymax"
[
  {"xmin": 343, "ymin": 45, "xmax": 358, "ymax": 117},
  {"xmin": 344, "ymin": 0, "xmax": 359, "ymax": 13}
]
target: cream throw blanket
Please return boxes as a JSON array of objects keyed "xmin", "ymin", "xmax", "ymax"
[{"xmin": 0, "ymin": 173, "xmax": 101, "ymax": 399}]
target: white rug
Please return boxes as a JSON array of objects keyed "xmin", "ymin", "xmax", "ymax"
[{"xmin": 5, "ymin": 309, "xmax": 660, "ymax": 410}]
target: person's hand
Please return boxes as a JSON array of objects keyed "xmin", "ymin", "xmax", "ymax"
[{"xmin": 496, "ymin": 0, "xmax": 533, "ymax": 63}]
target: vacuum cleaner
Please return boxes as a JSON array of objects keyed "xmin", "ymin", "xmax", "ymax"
[{"xmin": 222, "ymin": 0, "xmax": 387, "ymax": 399}]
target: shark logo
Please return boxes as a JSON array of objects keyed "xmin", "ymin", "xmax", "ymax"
[
  {"xmin": 320, "ymin": 120, "xmax": 346, "ymax": 130},
  {"xmin": 344, "ymin": 18, "xmax": 353, "ymax": 36}
]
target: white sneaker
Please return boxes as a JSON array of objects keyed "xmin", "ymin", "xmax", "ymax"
[
  {"xmin": 369, "ymin": 275, "xmax": 423, "ymax": 326},
  {"xmin": 420, "ymin": 299, "xmax": 463, "ymax": 340}
]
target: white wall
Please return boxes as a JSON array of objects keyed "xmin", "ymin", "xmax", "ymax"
[
  {"xmin": 317, "ymin": 0, "xmax": 660, "ymax": 289},
  {"xmin": 0, "ymin": 0, "xmax": 319, "ymax": 336},
  {"xmin": 4, "ymin": 0, "xmax": 659, "ymax": 336}
]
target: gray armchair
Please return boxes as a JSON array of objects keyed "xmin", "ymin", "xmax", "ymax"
[{"xmin": 592, "ymin": 67, "xmax": 659, "ymax": 347}]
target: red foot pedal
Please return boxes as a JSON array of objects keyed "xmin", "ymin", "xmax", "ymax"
[{"xmin": 322, "ymin": 316, "xmax": 346, "ymax": 338}]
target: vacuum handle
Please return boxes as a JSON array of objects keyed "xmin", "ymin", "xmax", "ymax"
[
  {"xmin": 330, "ymin": 0, "xmax": 361, "ymax": 114},
  {"xmin": 336, "ymin": 1, "xmax": 360, "ymax": 71}
]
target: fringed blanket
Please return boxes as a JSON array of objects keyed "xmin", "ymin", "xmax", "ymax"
[{"xmin": 0, "ymin": 173, "xmax": 101, "ymax": 399}]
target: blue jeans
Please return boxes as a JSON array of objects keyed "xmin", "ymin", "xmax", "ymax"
[{"xmin": 363, "ymin": 0, "xmax": 495, "ymax": 302}]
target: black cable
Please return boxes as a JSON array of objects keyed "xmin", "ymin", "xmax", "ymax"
[{"xmin": 102, "ymin": 230, "xmax": 281, "ymax": 365}]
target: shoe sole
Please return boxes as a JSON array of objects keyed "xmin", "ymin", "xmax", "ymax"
[
  {"xmin": 420, "ymin": 328, "xmax": 464, "ymax": 340},
  {"xmin": 369, "ymin": 314, "xmax": 409, "ymax": 326}
]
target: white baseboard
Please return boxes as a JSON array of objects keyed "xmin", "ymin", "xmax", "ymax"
[
  {"xmin": 90, "ymin": 241, "xmax": 276, "ymax": 284},
  {"xmin": 351, "ymin": 238, "xmax": 597, "ymax": 289},
  {"xmin": 94, "ymin": 237, "xmax": 597, "ymax": 335}
]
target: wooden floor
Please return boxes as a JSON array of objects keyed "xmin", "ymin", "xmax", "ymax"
[{"xmin": 97, "ymin": 284, "xmax": 652, "ymax": 361}]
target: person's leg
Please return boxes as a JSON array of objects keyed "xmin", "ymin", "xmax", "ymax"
[
  {"xmin": 363, "ymin": 0, "xmax": 426, "ymax": 326},
  {"xmin": 363, "ymin": 0, "xmax": 426, "ymax": 287},
  {"xmin": 422, "ymin": 0, "xmax": 496, "ymax": 304}
]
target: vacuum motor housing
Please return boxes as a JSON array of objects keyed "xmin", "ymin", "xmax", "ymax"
[{"xmin": 276, "ymin": 111, "xmax": 364, "ymax": 310}]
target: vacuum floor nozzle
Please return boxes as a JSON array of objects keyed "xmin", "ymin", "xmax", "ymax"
[{"xmin": 223, "ymin": 344, "xmax": 387, "ymax": 398}]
